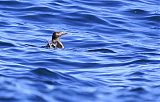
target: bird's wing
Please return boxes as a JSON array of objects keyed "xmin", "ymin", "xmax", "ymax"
[{"xmin": 57, "ymin": 41, "xmax": 64, "ymax": 48}]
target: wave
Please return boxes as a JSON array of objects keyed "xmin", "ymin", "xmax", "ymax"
[
  {"xmin": 145, "ymin": 15, "xmax": 160, "ymax": 22},
  {"xmin": 0, "ymin": 0, "xmax": 32, "ymax": 7},
  {"xmin": 0, "ymin": 41, "xmax": 15, "ymax": 47},
  {"xmin": 31, "ymin": 68, "xmax": 75, "ymax": 80},
  {"xmin": 87, "ymin": 48, "xmax": 115, "ymax": 53},
  {"xmin": 125, "ymin": 9, "xmax": 149, "ymax": 15}
]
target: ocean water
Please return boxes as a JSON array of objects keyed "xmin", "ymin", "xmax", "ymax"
[{"xmin": 0, "ymin": 0, "xmax": 160, "ymax": 102}]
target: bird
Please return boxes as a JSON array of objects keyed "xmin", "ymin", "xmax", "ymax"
[{"xmin": 46, "ymin": 31, "xmax": 67, "ymax": 49}]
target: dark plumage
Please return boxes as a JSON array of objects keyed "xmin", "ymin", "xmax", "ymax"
[{"xmin": 47, "ymin": 32, "xmax": 67, "ymax": 49}]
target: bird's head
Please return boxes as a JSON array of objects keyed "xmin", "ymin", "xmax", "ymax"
[{"xmin": 52, "ymin": 32, "xmax": 67, "ymax": 40}]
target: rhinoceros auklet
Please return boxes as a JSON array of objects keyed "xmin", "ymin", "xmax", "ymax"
[{"xmin": 47, "ymin": 32, "xmax": 67, "ymax": 49}]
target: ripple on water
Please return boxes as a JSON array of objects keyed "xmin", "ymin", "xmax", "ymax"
[
  {"xmin": 129, "ymin": 87, "xmax": 148, "ymax": 93},
  {"xmin": 125, "ymin": 9, "xmax": 149, "ymax": 15},
  {"xmin": 30, "ymin": 68, "xmax": 79, "ymax": 83},
  {"xmin": 145, "ymin": 15, "xmax": 160, "ymax": 22},
  {"xmin": 87, "ymin": 48, "xmax": 115, "ymax": 53},
  {"xmin": 0, "ymin": 41, "xmax": 15, "ymax": 47},
  {"xmin": 0, "ymin": 0, "xmax": 32, "ymax": 7},
  {"xmin": 117, "ymin": 86, "xmax": 150, "ymax": 102},
  {"xmin": 128, "ymin": 71, "xmax": 146, "ymax": 76},
  {"xmin": 77, "ymin": 0, "xmax": 128, "ymax": 7},
  {"xmin": 22, "ymin": 6, "xmax": 55, "ymax": 12},
  {"xmin": 0, "ymin": 21, "xmax": 10, "ymax": 27},
  {"xmin": 18, "ymin": 14, "xmax": 57, "ymax": 22},
  {"xmin": 61, "ymin": 12, "xmax": 109, "ymax": 26},
  {"xmin": 30, "ymin": 68, "xmax": 103, "ymax": 88}
]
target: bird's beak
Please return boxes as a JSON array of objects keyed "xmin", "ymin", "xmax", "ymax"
[{"xmin": 60, "ymin": 32, "xmax": 67, "ymax": 35}]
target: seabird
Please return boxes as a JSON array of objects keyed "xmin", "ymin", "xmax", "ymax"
[{"xmin": 47, "ymin": 32, "xmax": 67, "ymax": 49}]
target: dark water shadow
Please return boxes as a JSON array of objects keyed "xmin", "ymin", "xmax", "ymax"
[
  {"xmin": 87, "ymin": 48, "xmax": 116, "ymax": 53},
  {"xmin": 0, "ymin": 41, "xmax": 15, "ymax": 48}
]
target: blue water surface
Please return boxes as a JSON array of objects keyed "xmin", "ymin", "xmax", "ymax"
[{"xmin": 0, "ymin": 0, "xmax": 160, "ymax": 102}]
